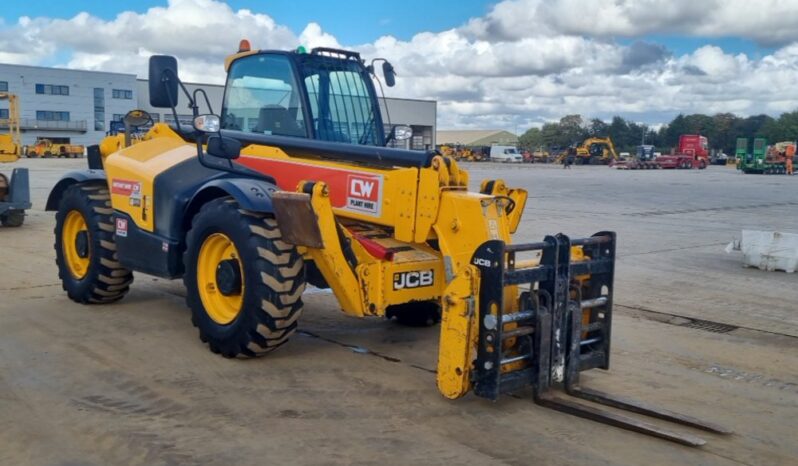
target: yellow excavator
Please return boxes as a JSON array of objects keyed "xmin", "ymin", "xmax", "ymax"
[
  {"xmin": 0, "ymin": 92, "xmax": 30, "ymax": 226},
  {"xmin": 556, "ymin": 137, "xmax": 618, "ymax": 165},
  {"xmin": 45, "ymin": 43, "xmax": 727, "ymax": 445}
]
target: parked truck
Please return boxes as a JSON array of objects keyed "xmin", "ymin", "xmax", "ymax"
[
  {"xmin": 655, "ymin": 135, "xmax": 709, "ymax": 169},
  {"xmin": 738, "ymin": 138, "xmax": 792, "ymax": 174},
  {"xmin": 26, "ymin": 139, "xmax": 84, "ymax": 158}
]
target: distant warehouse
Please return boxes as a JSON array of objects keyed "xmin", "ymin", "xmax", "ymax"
[
  {"xmin": 436, "ymin": 129, "xmax": 518, "ymax": 147},
  {"xmin": 0, "ymin": 62, "xmax": 437, "ymax": 150}
]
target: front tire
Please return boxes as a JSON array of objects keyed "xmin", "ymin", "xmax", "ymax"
[
  {"xmin": 54, "ymin": 183, "xmax": 133, "ymax": 303},
  {"xmin": 184, "ymin": 198, "xmax": 305, "ymax": 358}
]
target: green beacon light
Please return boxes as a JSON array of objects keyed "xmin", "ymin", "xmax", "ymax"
[{"xmin": 296, "ymin": 45, "xmax": 307, "ymax": 54}]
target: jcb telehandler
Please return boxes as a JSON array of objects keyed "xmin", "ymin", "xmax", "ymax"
[{"xmin": 47, "ymin": 42, "xmax": 727, "ymax": 446}]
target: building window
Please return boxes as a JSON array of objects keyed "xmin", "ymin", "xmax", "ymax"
[
  {"xmin": 0, "ymin": 81, "xmax": 7, "ymax": 92},
  {"xmin": 35, "ymin": 84, "xmax": 70, "ymax": 96},
  {"xmin": 411, "ymin": 135, "xmax": 424, "ymax": 151},
  {"xmin": 112, "ymin": 89, "xmax": 133, "ymax": 99},
  {"xmin": 0, "ymin": 109, "xmax": 8, "ymax": 119},
  {"xmin": 36, "ymin": 111, "xmax": 70, "ymax": 121},
  {"xmin": 93, "ymin": 88, "xmax": 105, "ymax": 131}
]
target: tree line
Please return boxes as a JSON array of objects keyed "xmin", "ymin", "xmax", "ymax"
[{"xmin": 518, "ymin": 111, "xmax": 798, "ymax": 155}]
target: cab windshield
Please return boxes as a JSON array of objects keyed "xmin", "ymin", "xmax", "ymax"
[
  {"xmin": 221, "ymin": 52, "xmax": 384, "ymax": 146},
  {"xmin": 221, "ymin": 54, "xmax": 307, "ymax": 138}
]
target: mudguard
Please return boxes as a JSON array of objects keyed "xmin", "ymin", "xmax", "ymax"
[
  {"xmin": 45, "ymin": 170, "xmax": 107, "ymax": 211},
  {"xmin": 185, "ymin": 177, "xmax": 276, "ymax": 219}
]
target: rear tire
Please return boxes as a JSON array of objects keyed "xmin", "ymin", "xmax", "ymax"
[
  {"xmin": 184, "ymin": 198, "xmax": 305, "ymax": 358},
  {"xmin": 54, "ymin": 183, "xmax": 133, "ymax": 303},
  {"xmin": 0, "ymin": 209, "xmax": 24, "ymax": 227}
]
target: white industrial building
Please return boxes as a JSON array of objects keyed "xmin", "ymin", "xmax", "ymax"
[{"xmin": 0, "ymin": 63, "xmax": 436, "ymax": 150}]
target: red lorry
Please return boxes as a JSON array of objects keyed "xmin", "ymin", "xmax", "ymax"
[{"xmin": 655, "ymin": 134, "xmax": 709, "ymax": 169}]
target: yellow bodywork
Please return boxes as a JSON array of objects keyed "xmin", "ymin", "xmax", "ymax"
[
  {"xmin": 272, "ymin": 154, "xmax": 526, "ymax": 398},
  {"xmin": 100, "ymin": 123, "xmax": 193, "ymax": 232},
  {"xmin": 101, "ymin": 120, "xmax": 532, "ymax": 399},
  {"xmin": 0, "ymin": 92, "xmax": 21, "ymax": 162}
]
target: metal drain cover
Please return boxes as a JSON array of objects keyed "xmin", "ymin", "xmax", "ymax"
[{"xmin": 680, "ymin": 319, "xmax": 739, "ymax": 334}]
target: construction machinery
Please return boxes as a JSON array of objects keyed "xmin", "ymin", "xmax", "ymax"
[
  {"xmin": 522, "ymin": 147, "xmax": 550, "ymax": 163},
  {"xmin": 556, "ymin": 137, "xmax": 618, "ymax": 165},
  {"xmin": 655, "ymin": 134, "xmax": 709, "ymax": 169},
  {"xmin": 0, "ymin": 92, "xmax": 22, "ymax": 162},
  {"xmin": 25, "ymin": 138, "xmax": 84, "ymax": 158},
  {"xmin": 46, "ymin": 43, "xmax": 728, "ymax": 446},
  {"xmin": 437, "ymin": 144, "xmax": 484, "ymax": 162},
  {"xmin": 0, "ymin": 92, "xmax": 31, "ymax": 227},
  {"xmin": 611, "ymin": 144, "xmax": 661, "ymax": 170},
  {"xmin": 738, "ymin": 138, "xmax": 792, "ymax": 174}
]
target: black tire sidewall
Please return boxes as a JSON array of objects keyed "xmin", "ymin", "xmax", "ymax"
[
  {"xmin": 55, "ymin": 185, "xmax": 104, "ymax": 299},
  {"xmin": 184, "ymin": 200, "xmax": 269, "ymax": 352}
]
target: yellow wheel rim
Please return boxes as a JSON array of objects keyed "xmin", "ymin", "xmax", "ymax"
[
  {"xmin": 197, "ymin": 233, "xmax": 245, "ymax": 325},
  {"xmin": 62, "ymin": 210, "xmax": 90, "ymax": 279}
]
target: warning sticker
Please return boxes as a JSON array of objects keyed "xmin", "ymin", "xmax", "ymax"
[
  {"xmin": 115, "ymin": 218, "xmax": 128, "ymax": 237},
  {"xmin": 346, "ymin": 174, "xmax": 382, "ymax": 216},
  {"xmin": 111, "ymin": 179, "xmax": 141, "ymax": 197}
]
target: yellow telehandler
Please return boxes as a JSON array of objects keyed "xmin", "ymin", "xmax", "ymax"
[{"xmin": 46, "ymin": 42, "xmax": 727, "ymax": 445}]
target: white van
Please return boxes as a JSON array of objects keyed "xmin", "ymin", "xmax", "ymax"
[{"xmin": 490, "ymin": 146, "xmax": 523, "ymax": 163}]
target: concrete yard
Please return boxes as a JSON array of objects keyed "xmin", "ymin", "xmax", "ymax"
[{"xmin": 1, "ymin": 158, "xmax": 796, "ymax": 466}]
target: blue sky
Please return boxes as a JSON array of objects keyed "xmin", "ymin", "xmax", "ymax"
[
  {"xmin": 0, "ymin": 0, "xmax": 489, "ymax": 45},
  {"xmin": 0, "ymin": 0, "xmax": 773, "ymax": 56}
]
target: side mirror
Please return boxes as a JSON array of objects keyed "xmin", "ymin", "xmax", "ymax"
[
  {"xmin": 149, "ymin": 55, "xmax": 179, "ymax": 108},
  {"xmin": 207, "ymin": 135, "xmax": 241, "ymax": 160},
  {"xmin": 193, "ymin": 114, "xmax": 220, "ymax": 133},
  {"xmin": 382, "ymin": 61, "xmax": 396, "ymax": 87}
]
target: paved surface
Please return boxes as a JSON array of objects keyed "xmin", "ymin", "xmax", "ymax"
[{"xmin": 1, "ymin": 158, "xmax": 796, "ymax": 466}]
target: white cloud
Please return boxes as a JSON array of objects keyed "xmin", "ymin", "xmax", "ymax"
[
  {"xmin": 468, "ymin": 0, "xmax": 798, "ymax": 46},
  {"xmin": 2, "ymin": 0, "xmax": 798, "ymax": 130}
]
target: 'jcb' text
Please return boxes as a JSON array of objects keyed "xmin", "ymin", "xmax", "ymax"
[{"xmin": 393, "ymin": 270, "xmax": 434, "ymax": 290}]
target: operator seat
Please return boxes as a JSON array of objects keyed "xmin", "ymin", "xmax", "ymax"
[{"xmin": 254, "ymin": 105, "xmax": 304, "ymax": 137}]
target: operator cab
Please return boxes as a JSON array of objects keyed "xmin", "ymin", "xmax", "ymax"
[
  {"xmin": 148, "ymin": 42, "xmax": 428, "ymax": 169},
  {"xmin": 222, "ymin": 48, "xmax": 392, "ymax": 146}
]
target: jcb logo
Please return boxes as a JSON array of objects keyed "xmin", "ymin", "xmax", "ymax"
[
  {"xmin": 350, "ymin": 178, "xmax": 375, "ymax": 198},
  {"xmin": 393, "ymin": 270, "xmax": 434, "ymax": 290},
  {"xmin": 473, "ymin": 257, "xmax": 493, "ymax": 267}
]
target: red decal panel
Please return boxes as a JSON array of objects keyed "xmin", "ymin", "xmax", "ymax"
[
  {"xmin": 111, "ymin": 179, "xmax": 141, "ymax": 196},
  {"xmin": 237, "ymin": 156, "xmax": 383, "ymax": 217}
]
